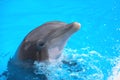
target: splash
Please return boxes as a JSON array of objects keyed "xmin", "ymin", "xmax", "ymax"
[
  {"xmin": 34, "ymin": 48, "xmax": 105, "ymax": 80},
  {"xmin": 108, "ymin": 43, "xmax": 120, "ymax": 80},
  {"xmin": 1, "ymin": 47, "xmax": 119, "ymax": 80},
  {"xmin": 108, "ymin": 56, "xmax": 120, "ymax": 80}
]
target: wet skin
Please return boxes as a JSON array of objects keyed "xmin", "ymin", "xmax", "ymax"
[{"xmin": 15, "ymin": 21, "xmax": 80, "ymax": 62}]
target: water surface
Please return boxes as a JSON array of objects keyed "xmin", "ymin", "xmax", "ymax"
[{"xmin": 0, "ymin": 0, "xmax": 120, "ymax": 80}]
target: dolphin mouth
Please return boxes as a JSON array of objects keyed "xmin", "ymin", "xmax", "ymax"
[
  {"xmin": 43, "ymin": 22, "xmax": 81, "ymax": 45},
  {"xmin": 61, "ymin": 22, "xmax": 81, "ymax": 35},
  {"xmin": 52, "ymin": 22, "xmax": 80, "ymax": 37}
]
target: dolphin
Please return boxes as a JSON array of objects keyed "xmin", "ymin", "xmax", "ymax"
[
  {"xmin": 14, "ymin": 21, "xmax": 80, "ymax": 63},
  {"xmin": 7, "ymin": 21, "xmax": 80, "ymax": 80}
]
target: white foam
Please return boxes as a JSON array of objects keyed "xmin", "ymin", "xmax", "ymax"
[{"xmin": 108, "ymin": 57, "xmax": 120, "ymax": 80}]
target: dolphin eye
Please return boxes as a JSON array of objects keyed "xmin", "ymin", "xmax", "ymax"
[
  {"xmin": 37, "ymin": 42, "xmax": 45, "ymax": 49},
  {"xmin": 38, "ymin": 43, "xmax": 44, "ymax": 47}
]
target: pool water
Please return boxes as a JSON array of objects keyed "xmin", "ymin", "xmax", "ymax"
[{"xmin": 0, "ymin": 0, "xmax": 120, "ymax": 80}]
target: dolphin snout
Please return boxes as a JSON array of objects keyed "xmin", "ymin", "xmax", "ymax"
[{"xmin": 72, "ymin": 22, "xmax": 81, "ymax": 30}]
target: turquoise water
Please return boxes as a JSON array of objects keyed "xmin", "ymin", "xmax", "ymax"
[{"xmin": 0, "ymin": 0, "xmax": 120, "ymax": 80}]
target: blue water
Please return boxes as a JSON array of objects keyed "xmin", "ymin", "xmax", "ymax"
[{"xmin": 0, "ymin": 0, "xmax": 120, "ymax": 80}]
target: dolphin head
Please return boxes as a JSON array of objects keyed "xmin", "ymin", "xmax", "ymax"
[{"xmin": 18, "ymin": 21, "xmax": 80, "ymax": 62}]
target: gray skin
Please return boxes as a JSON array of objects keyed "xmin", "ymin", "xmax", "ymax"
[{"xmin": 15, "ymin": 21, "xmax": 80, "ymax": 62}]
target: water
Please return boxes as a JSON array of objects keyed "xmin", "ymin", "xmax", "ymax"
[{"xmin": 0, "ymin": 0, "xmax": 120, "ymax": 80}]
